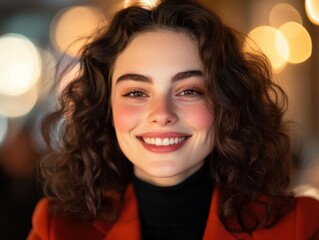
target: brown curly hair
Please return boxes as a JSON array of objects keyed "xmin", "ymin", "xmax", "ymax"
[{"xmin": 40, "ymin": 0, "xmax": 294, "ymax": 233}]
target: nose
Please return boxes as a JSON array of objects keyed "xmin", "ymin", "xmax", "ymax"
[{"xmin": 148, "ymin": 95, "xmax": 178, "ymax": 126}]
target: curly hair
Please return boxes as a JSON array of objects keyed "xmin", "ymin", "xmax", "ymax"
[{"xmin": 40, "ymin": 0, "xmax": 294, "ymax": 233}]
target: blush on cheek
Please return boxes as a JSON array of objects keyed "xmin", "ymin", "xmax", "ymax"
[
  {"xmin": 112, "ymin": 104, "xmax": 142, "ymax": 131},
  {"xmin": 183, "ymin": 104, "xmax": 214, "ymax": 130}
]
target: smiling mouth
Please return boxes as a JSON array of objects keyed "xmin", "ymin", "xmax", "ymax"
[
  {"xmin": 136, "ymin": 134, "xmax": 191, "ymax": 153},
  {"xmin": 140, "ymin": 137, "xmax": 188, "ymax": 146}
]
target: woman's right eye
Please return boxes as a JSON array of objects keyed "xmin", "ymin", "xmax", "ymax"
[{"xmin": 123, "ymin": 90, "xmax": 148, "ymax": 98}]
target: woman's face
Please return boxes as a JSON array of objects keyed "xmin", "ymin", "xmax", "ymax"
[{"xmin": 111, "ymin": 30, "xmax": 214, "ymax": 186}]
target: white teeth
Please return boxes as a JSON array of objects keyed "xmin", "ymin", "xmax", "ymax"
[
  {"xmin": 163, "ymin": 138, "xmax": 169, "ymax": 146},
  {"xmin": 142, "ymin": 137, "xmax": 186, "ymax": 146}
]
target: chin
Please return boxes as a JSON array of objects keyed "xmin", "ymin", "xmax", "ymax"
[{"xmin": 136, "ymin": 164, "xmax": 192, "ymax": 186}]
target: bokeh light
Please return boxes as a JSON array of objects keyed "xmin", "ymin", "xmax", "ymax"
[
  {"xmin": 246, "ymin": 26, "xmax": 289, "ymax": 72},
  {"xmin": 269, "ymin": 3, "xmax": 302, "ymax": 28},
  {"xmin": 278, "ymin": 22, "xmax": 312, "ymax": 64},
  {"xmin": 0, "ymin": 34, "xmax": 42, "ymax": 96},
  {"xmin": 305, "ymin": 0, "xmax": 319, "ymax": 25},
  {"xmin": 124, "ymin": 0, "xmax": 159, "ymax": 8},
  {"xmin": 0, "ymin": 87, "xmax": 38, "ymax": 118},
  {"xmin": 50, "ymin": 6, "xmax": 105, "ymax": 57},
  {"xmin": 0, "ymin": 115, "xmax": 8, "ymax": 145},
  {"xmin": 124, "ymin": 0, "xmax": 133, "ymax": 8},
  {"xmin": 139, "ymin": 0, "xmax": 159, "ymax": 7},
  {"xmin": 294, "ymin": 184, "xmax": 319, "ymax": 201}
]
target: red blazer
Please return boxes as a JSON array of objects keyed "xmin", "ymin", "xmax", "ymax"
[{"xmin": 28, "ymin": 184, "xmax": 319, "ymax": 240}]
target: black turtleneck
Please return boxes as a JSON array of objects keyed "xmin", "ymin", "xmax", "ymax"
[{"xmin": 132, "ymin": 165, "xmax": 213, "ymax": 240}]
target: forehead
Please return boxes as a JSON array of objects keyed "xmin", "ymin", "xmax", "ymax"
[{"xmin": 112, "ymin": 30, "xmax": 203, "ymax": 77}]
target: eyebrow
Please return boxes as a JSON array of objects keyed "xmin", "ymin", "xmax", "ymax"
[{"xmin": 115, "ymin": 70, "xmax": 203, "ymax": 84}]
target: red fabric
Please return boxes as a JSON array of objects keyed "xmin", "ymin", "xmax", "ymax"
[{"xmin": 27, "ymin": 184, "xmax": 319, "ymax": 240}]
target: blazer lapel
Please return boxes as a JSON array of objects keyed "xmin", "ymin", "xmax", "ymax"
[
  {"xmin": 103, "ymin": 184, "xmax": 141, "ymax": 240},
  {"xmin": 203, "ymin": 186, "xmax": 236, "ymax": 239},
  {"xmin": 203, "ymin": 186, "xmax": 253, "ymax": 240}
]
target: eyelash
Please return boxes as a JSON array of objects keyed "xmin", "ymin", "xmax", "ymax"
[
  {"xmin": 122, "ymin": 89, "xmax": 148, "ymax": 98},
  {"xmin": 178, "ymin": 88, "xmax": 203, "ymax": 97}
]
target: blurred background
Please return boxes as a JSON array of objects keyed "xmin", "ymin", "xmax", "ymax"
[{"xmin": 0, "ymin": 0, "xmax": 318, "ymax": 239}]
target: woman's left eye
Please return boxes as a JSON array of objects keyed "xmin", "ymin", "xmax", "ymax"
[{"xmin": 178, "ymin": 88, "xmax": 203, "ymax": 97}]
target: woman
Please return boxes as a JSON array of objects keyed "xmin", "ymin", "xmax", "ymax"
[{"xmin": 28, "ymin": 0, "xmax": 319, "ymax": 239}]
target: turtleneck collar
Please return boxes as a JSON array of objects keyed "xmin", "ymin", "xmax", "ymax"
[{"xmin": 132, "ymin": 164, "xmax": 214, "ymax": 240}]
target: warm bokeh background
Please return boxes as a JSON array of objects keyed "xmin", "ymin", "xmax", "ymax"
[{"xmin": 0, "ymin": 0, "xmax": 318, "ymax": 239}]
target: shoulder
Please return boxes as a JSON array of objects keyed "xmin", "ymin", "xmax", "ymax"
[
  {"xmin": 27, "ymin": 198, "xmax": 108, "ymax": 240},
  {"xmin": 27, "ymin": 198, "xmax": 51, "ymax": 240},
  {"xmin": 270, "ymin": 196, "xmax": 319, "ymax": 240},
  {"xmin": 293, "ymin": 196, "xmax": 319, "ymax": 239},
  {"xmin": 295, "ymin": 195, "xmax": 319, "ymax": 215}
]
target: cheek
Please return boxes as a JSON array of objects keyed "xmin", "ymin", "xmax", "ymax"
[
  {"xmin": 112, "ymin": 103, "xmax": 142, "ymax": 131},
  {"xmin": 182, "ymin": 104, "xmax": 213, "ymax": 131}
]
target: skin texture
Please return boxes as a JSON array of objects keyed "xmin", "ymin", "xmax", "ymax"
[{"xmin": 111, "ymin": 30, "xmax": 215, "ymax": 186}]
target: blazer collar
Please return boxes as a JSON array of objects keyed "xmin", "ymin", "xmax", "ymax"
[
  {"xmin": 93, "ymin": 184, "xmax": 141, "ymax": 240},
  {"xmin": 93, "ymin": 184, "xmax": 242, "ymax": 240},
  {"xmin": 203, "ymin": 185, "xmax": 245, "ymax": 239}
]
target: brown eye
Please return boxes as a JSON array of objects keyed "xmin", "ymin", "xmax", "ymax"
[
  {"xmin": 123, "ymin": 90, "xmax": 148, "ymax": 98},
  {"xmin": 180, "ymin": 89, "xmax": 199, "ymax": 96},
  {"xmin": 178, "ymin": 88, "xmax": 203, "ymax": 96}
]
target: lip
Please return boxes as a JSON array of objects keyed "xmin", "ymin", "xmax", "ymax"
[{"xmin": 136, "ymin": 132, "xmax": 191, "ymax": 153}]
